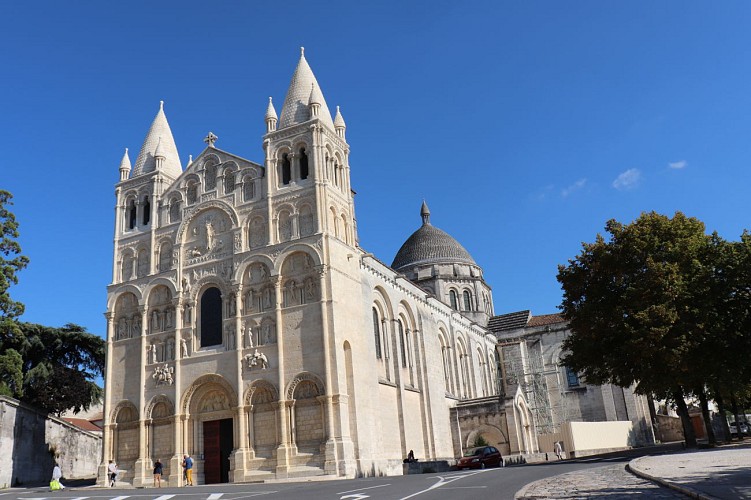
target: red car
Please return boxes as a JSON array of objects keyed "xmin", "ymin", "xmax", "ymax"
[{"xmin": 456, "ymin": 446, "xmax": 503, "ymax": 469}]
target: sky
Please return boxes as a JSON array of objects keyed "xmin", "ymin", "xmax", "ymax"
[{"xmin": 2, "ymin": 1, "xmax": 751, "ymax": 338}]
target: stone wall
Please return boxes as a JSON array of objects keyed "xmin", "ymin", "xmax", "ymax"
[{"xmin": 0, "ymin": 396, "xmax": 102, "ymax": 487}]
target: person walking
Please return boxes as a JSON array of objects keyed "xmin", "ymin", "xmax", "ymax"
[
  {"xmin": 51, "ymin": 462, "xmax": 65, "ymax": 490},
  {"xmin": 183, "ymin": 454, "xmax": 194, "ymax": 486},
  {"xmin": 108, "ymin": 460, "xmax": 118, "ymax": 487},
  {"xmin": 554, "ymin": 441, "xmax": 564, "ymax": 460},
  {"xmin": 153, "ymin": 458, "xmax": 163, "ymax": 487}
]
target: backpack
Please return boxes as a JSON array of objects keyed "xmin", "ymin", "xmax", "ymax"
[{"xmin": 50, "ymin": 479, "xmax": 62, "ymax": 491}]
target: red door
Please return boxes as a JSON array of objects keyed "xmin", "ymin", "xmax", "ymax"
[{"xmin": 203, "ymin": 420, "xmax": 221, "ymax": 484}]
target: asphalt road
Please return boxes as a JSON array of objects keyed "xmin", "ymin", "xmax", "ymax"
[{"xmin": 9, "ymin": 457, "xmax": 633, "ymax": 500}]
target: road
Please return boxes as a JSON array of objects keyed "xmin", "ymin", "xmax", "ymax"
[{"xmin": 6, "ymin": 457, "xmax": 648, "ymax": 500}]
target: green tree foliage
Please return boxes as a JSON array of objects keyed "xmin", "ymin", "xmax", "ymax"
[
  {"xmin": 8, "ymin": 323, "xmax": 105, "ymax": 416},
  {"xmin": 0, "ymin": 190, "xmax": 29, "ymax": 321},
  {"xmin": 557, "ymin": 212, "xmax": 712, "ymax": 446}
]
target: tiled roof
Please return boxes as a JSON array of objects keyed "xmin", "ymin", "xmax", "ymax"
[
  {"xmin": 279, "ymin": 49, "xmax": 334, "ymax": 130},
  {"xmin": 132, "ymin": 102, "xmax": 182, "ymax": 179},
  {"xmin": 488, "ymin": 310, "xmax": 531, "ymax": 332},
  {"xmin": 392, "ymin": 202, "xmax": 476, "ymax": 270},
  {"xmin": 63, "ymin": 417, "xmax": 102, "ymax": 432},
  {"xmin": 527, "ymin": 313, "xmax": 565, "ymax": 327}
]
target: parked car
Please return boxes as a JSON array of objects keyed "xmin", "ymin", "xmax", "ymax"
[
  {"xmin": 456, "ymin": 446, "xmax": 503, "ymax": 470},
  {"xmin": 729, "ymin": 422, "xmax": 749, "ymax": 435}
]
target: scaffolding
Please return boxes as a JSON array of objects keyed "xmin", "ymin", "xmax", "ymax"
[{"xmin": 498, "ymin": 337, "xmax": 571, "ymax": 434}]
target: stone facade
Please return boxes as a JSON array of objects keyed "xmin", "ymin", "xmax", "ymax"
[
  {"xmin": 0, "ymin": 396, "xmax": 102, "ymax": 487},
  {"xmin": 490, "ymin": 311, "xmax": 655, "ymax": 447},
  {"xmin": 101, "ymin": 50, "xmax": 502, "ymax": 486}
]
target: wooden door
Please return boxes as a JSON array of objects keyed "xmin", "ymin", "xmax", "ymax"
[{"xmin": 203, "ymin": 420, "xmax": 221, "ymax": 484}]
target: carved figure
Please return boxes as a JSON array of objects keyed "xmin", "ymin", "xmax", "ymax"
[
  {"xmin": 150, "ymin": 343, "xmax": 158, "ymax": 364},
  {"xmin": 205, "ymin": 220, "xmax": 215, "ymax": 252},
  {"xmin": 181, "ymin": 338, "xmax": 189, "ymax": 358},
  {"xmin": 261, "ymin": 322, "xmax": 273, "ymax": 345},
  {"xmin": 190, "ymin": 247, "xmax": 202, "ymax": 258},
  {"xmin": 152, "ymin": 364, "xmax": 174, "ymax": 385},
  {"xmin": 133, "ymin": 316, "xmax": 141, "ymax": 337},
  {"xmin": 305, "ymin": 279, "xmax": 315, "ymax": 301},
  {"xmin": 165, "ymin": 309, "xmax": 173, "ymax": 329},
  {"xmin": 244, "ymin": 349, "xmax": 268, "ymax": 370},
  {"xmin": 166, "ymin": 340, "xmax": 174, "ymax": 361},
  {"xmin": 226, "ymin": 324, "xmax": 236, "ymax": 350},
  {"xmin": 151, "ymin": 310, "xmax": 159, "ymax": 332},
  {"xmin": 117, "ymin": 318, "xmax": 127, "ymax": 340},
  {"xmin": 244, "ymin": 322, "xmax": 254, "ymax": 348}
]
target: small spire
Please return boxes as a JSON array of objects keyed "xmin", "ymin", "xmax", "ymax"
[
  {"xmin": 154, "ymin": 136, "xmax": 165, "ymax": 158},
  {"xmin": 187, "ymin": 154, "xmax": 193, "ymax": 166},
  {"xmin": 119, "ymin": 148, "xmax": 132, "ymax": 181},
  {"xmin": 309, "ymin": 82, "xmax": 323, "ymax": 106},
  {"xmin": 159, "ymin": 100, "xmax": 164, "ymax": 110},
  {"xmin": 265, "ymin": 97, "xmax": 278, "ymax": 133},
  {"xmin": 334, "ymin": 105, "xmax": 346, "ymax": 139},
  {"xmin": 300, "ymin": 46, "xmax": 305, "ymax": 57},
  {"xmin": 420, "ymin": 200, "xmax": 431, "ymax": 226}
]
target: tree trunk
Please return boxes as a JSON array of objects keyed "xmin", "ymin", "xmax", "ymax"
[
  {"xmin": 714, "ymin": 388, "xmax": 730, "ymax": 441},
  {"xmin": 673, "ymin": 388, "xmax": 697, "ymax": 447},
  {"xmin": 731, "ymin": 395, "xmax": 744, "ymax": 441},
  {"xmin": 698, "ymin": 388, "xmax": 715, "ymax": 446}
]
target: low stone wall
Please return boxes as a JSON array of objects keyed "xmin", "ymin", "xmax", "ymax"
[
  {"xmin": 654, "ymin": 414, "xmax": 684, "ymax": 443},
  {"xmin": 402, "ymin": 460, "xmax": 452, "ymax": 474},
  {"xmin": 0, "ymin": 396, "xmax": 102, "ymax": 487}
]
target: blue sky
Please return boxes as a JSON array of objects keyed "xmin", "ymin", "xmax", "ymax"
[{"xmin": 3, "ymin": 1, "xmax": 751, "ymax": 337}]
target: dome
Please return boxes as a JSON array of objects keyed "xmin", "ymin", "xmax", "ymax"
[{"xmin": 391, "ymin": 201, "xmax": 476, "ymax": 271}]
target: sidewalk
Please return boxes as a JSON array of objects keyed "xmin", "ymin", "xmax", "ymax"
[
  {"xmin": 517, "ymin": 443, "xmax": 751, "ymax": 499},
  {"xmin": 628, "ymin": 445, "xmax": 751, "ymax": 499}
]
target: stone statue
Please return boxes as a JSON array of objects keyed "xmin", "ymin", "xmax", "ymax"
[
  {"xmin": 133, "ymin": 316, "xmax": 141, "ymax": 337},
  {"xmin": 244, "ymin": 349, "xmax": 268, "ymax": 370},
  {"xmin": 181, "ymin": 338, "xmax": 189, "ymax": 358},
  {"xmin": 244, "ymin": 322, "xmax": 254, "ymax": 348},
  {"xmin": 151, "ymin": 310, "xmax": 160, "ymax": 332}
]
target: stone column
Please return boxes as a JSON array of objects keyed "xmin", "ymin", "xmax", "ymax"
[
  {"xmin": 133, "ymin": 306, "xmax": 149, "ymax": 487},
  {"xmin": 168, "ymin": 297, "xmax": 184, "ymax": 486},
  {"xmin": 273, "ymin": 276, "xmax": 290, "ymax": 476},
  {"xmin": 230, "ymin": 285, "xmax": 248, "ymax": 482},
  {"xmin": 98, "ymin": 311, "xmax": 115, "ymax": 486}
]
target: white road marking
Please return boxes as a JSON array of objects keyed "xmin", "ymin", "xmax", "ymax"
[
  {"xmin": 110, "ymin": 497, "xmax": 131, "ymax": 500},
  {"xmin": 207, "ymin": 495, "xmax": 224, "ymax": 500},
  {"xmin": 337, "ymin": 484, "xmax": 390, "ymax": 495},
  {"xmin": 341, "ymin": 495, "xmax": 370, "ymax": 500},
  {"xmin": 153, "ymin": 496, "xmax": 175, "ymax": 500},
  {"xmin": 400, "ymin": 470, "xmax": 488, "ymax": 499}
]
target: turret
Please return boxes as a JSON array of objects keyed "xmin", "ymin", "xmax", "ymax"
[
  {"xmin": 265, "ymin": 97, "xmax": 278, "ymax": 133},
  {"xmin": 334, "ymin": 106, "xmax": 346, "ymax": 139},
  {"xmin": 154, "ymin": 137, "xmax": 165, "ymax": 171},
  {"xmin": 309, "ymin": 83, "xmax": 323, "ymax": 118},
  {"xmin": 118, "ymin": 148, "xmax": 131, "ymax": 181}
]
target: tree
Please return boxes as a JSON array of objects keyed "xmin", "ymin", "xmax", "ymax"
[
  {"xmin": 557, "ymin": 212, "xmax": 711, "ymax": 446},
  {"xmin": 14, "ymin": 323, "xmax": 104, "ymax": 416},
  {"xmin": 0, "ymin": 190, "xmax": 29, "ymax": 321}
]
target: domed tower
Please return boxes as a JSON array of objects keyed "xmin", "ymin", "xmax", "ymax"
[{"xmin": 392, "ymin": 201, "xmax": 493, "ymax": 326}]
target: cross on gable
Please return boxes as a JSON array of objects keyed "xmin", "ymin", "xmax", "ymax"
[{"xmin": 204, "ymin": 132, "xmax": 218, "ymax": 147}]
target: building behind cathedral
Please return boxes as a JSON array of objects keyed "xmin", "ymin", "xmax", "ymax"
[{"xmin": 102, "ymin": 49, "xmax": 652, "ymax": 486}]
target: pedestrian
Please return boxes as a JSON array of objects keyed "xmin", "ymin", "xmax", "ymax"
[
  {"xmin": 51, "ymin": 462, "xmax": 65, "ymax": 491},
  {"xmin": 108, "ymin": 460, "xmax": 118, "ymax": 487},
  {"xmin": 554, "ymin": 441, "xmax": 563, "ymax": 460},
  {"xmin": 183, "ymin": 454, "xmax": 194, "ymax": 486},
  {"xmin": 153, "ymin": 458, "xmax": 163, "ymax": 488}
]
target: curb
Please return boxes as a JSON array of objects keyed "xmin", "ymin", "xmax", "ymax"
[{"xmin": 626, "ymin": 457, "xmax": 716, "ymax": 500}]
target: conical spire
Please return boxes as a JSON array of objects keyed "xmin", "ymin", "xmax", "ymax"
[
  {"xmin": 265, "ymin": 97, "xmax": 278, "ymax": 133},
  {"xmin": 119, "ymin": 148, "xmax": 131, "ymax": 181},
  {"xmin": 154, "ymin": 137, "xmax": 165, "ymax": 158},
  {"xmin": 421, "ymin": 200, "xmax": 431, "ymax": 226},
  {"xmin": 278, "ymin": 48, "xmax": 334, "ymax": 130},
  {"xmin": 132, "ymin": 101, "xmax": 182, "ymax": 178},
  {"xmin": 334, "ymin": 105, "xmax": 346, "ymax": 138},
  {"xmin": 309, "ymin": 82, "xmax": 324, "ymax": 106}
]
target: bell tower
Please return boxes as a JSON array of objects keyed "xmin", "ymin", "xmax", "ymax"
[{"xmin": 263, "ymin": 48, "xmax": 356, "ymax": 247}]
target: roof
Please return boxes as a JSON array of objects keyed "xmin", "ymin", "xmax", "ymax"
[
  {"xmin": 62, "ymin": 417, "xmax": 102, "ymax": 432},
  {"xmin": 278, "ymin": 48, "xmax": 334, "ymax": 130},
  {"xmin": 487, "ymin": 310, "xmax": 531, "ymax": 332},
  {"xmin": 391, "ymin": 201, "xmax": 477, "ymax": 271},
  {"xmin": 488, "ymin": 310, "xmax": 566, "ymax": 333},
  {"xmin": 132, "ymin": 102, "xmax": 182, "ymax": 179}
]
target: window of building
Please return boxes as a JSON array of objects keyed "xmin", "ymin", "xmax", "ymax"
[
  {"xmin": 398, "ymin": 320, "xmax": 407, "ymax": 368},
  {"xmin": 142, "ymin": 196, "xmax": 150, "ymax": 226},
  {"xmin": 565, "ymin": 366, "xmax": 580, "ymax": 387},
  {"xmin": 224, "ymin": 170, "xmax": 235, "ymax": 194},
  {"xmin": 127, "ymin": 199, "xmax": 136, "ymax": 230},
  {"xmin": 372, "ymin": 308, "xmax": 382, "ymax": 359},
  {"xmin": 200, "ymin": 287, "xmax": 223, "ymax": 347},
  {"xmin": 281, "ymin": 154, "xmax": 291, "ymax": 185},
  {"xmin": 463, "ymin": 290, "xmax": 472, "ymax": 311},
  {"xmin": 205, "ymin": 162, "xmax": 217, "ymax": 191},
  {"xmin": 299, "ymin": 148, "xmax": 309, "ymax": 180},
  {"xmin": 169, "ymin": 199, "xmax": 181, "ymax": 223},
  {"xmin": 243, "ymin": 178, "xmax": 255, "ymax": 201},
  {"xmin": 449, "ymin": 290, "xmax": 458, "ymax": 310},
  {"xmin": 187, "ymin": 182, "xmax": 197, "ymax": 204}
]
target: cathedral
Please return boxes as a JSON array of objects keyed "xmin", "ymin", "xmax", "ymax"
[{"xmin": 101, "ymin": 49, "xmax": 504, "ymax": 486}]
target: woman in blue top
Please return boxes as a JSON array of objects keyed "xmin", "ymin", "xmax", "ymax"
[{"xmin": 153, "ymin": 459, "xmax": 163, "ymax": 488}]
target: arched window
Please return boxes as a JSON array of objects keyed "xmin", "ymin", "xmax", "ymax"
[
  {"xmin": 299, "ymin": 148, "xmax": 309, "ymax": 180},
  {"xmin": 372, "ymin": 308, "xmax": 382, "ymax": 359},
  {"xmin": 281, "ymin": 154, "xmax": 291, "ymax": 185},
  {"xmin": 333, "ymin": 161, "xmax": 339, "ymax": 187},
  {"xmin": 142, "ymin": 196, "xmax": 150, "ymax": 226},
  {"xmin": 127, "ymin": 199, "xmax": 137, "ymax": 230},
  {"xmin": 450, "ymin": 290, "xmax": 458, "ymax": 310},
  {"xmin": 243, "ymin": 177, "xmax": 255, "ymax": 201},
  {"xmin": 200, "ymin": 287, "xmax": 223, "ymax": 347},
  {"xmin": 398, "ymin": 320, "xmax": 407, "ymax": 368},
  {"xmin": 205, "ymin": 162, "xmax": 217, "ymax": 190},
  {"xmin": 187, "ymin": 182, "xmax": 197, "ymax": 204},
  {"xmin": 169, "ymin": 199, "xmax": 181, "ymax": 223},
  {"xmin": 463, "ymin": 290, "xmax": 472, "ymax": 311},
  {"xmin": 224, "ymin": 169, "xmax": 235, "ymax": 194}
]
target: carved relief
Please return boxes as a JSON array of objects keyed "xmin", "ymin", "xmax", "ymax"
[
  {"xmin": 244, "ymin": 349, "xmax": 269, "ymax": 370},
  {"xmin": 185, "ymin": 209, "xmax": 232, "ymax": 262},
  {"xmin": 200, "ymin": 390, "xmax": 229, "ymax": 412},
  {"xmin": 249, "ymin": 217, "xmax": 266, "ymax": 249},
  {"xmin": 153, "ymin": 364, "xmax": 174, "ymax": 386}
]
